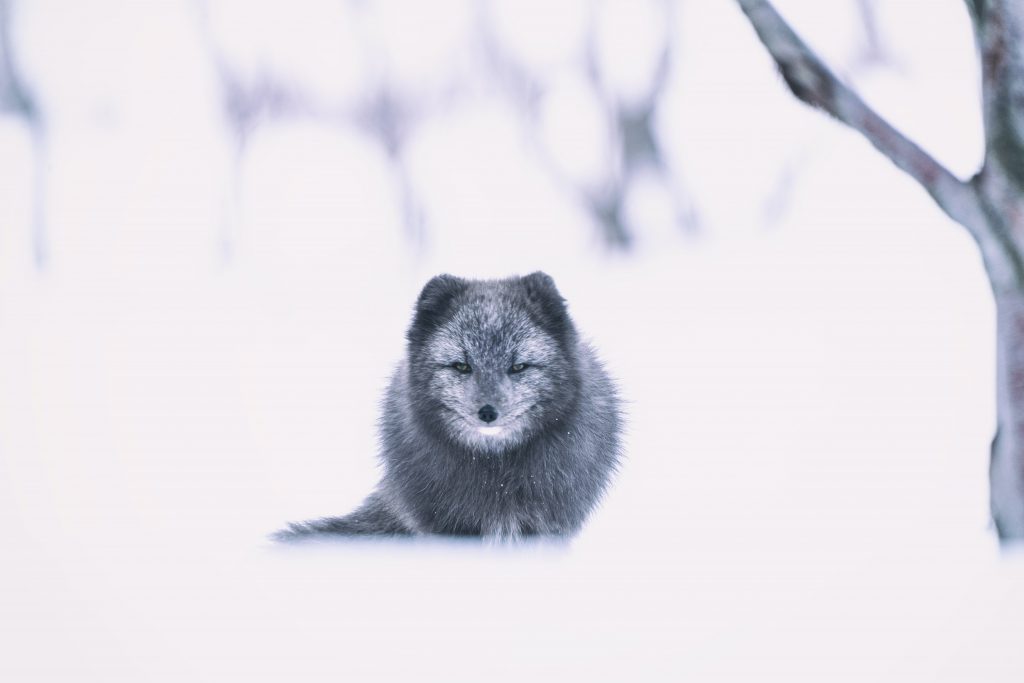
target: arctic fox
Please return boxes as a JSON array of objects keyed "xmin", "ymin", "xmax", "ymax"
[{"xmin": 276, "ymin": 272, "xmax": 621, "ymax": 540}]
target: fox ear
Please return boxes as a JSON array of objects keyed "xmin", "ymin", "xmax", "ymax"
[
  {"xmin": 522, "ymin": 271, "xmax": 573, "ymax": 337},
  {"xmin": 408, "ymin": 274, "xmax": 466, "ymax": 344}
]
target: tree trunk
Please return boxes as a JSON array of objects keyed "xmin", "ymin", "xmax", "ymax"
[
  {"xmin": 973, "ymin": 0, "xmax": 1024, "ymax": 540},
  {"xmin": 992, "ymin": 288, "xmax": 1024, "ymax": 539},
  {"xmin": 735, "ymin": 0, "xmax": 1024, "ymax": 542}
]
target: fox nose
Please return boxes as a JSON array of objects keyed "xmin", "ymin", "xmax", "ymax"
[{"xmin": 478, "ymin": 404, "xmax": 498, "ymax": 423}]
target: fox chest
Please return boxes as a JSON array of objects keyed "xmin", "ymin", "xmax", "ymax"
[{"xmin": 406, "ymin": 466, "xmax": 569, "ymax": 537}]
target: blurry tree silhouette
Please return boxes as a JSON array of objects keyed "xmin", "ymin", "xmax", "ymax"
[
  {"xmin": 0, "ymin": 0, "xmax": 44, "ymax": 266},
  {"xmin": 585, "ymin": 0, "xmax": 696, "ymax": 246},
  {"xmin": 201, "ymin": 0, "xmax": 693, "ymax": 256},
  {"xmin": 198, "ymin": 0, "xmax": 452, "ymax": 258},
  {"xmin": 737, "ymin": 0, "xmax": 1024, "ymax": 542},
  {"xmin": 482, "ymin": 0, "xmax": 694, "ymax": 248},
  {"xmin": 852, "ymin": 0, "xmax": 886, "ymax": 69},
  {"xmin": 0, "ymin": 1, "xmax": 888, "ymax": 267}
]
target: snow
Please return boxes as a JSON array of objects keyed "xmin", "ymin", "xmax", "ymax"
[
  {"xmin": 486, "ymin": 0, "xmax": 589, "ymax": 79},
  {"xmin": 2, "ymin": 1, "xmax": 1023, "ymax": 681},
  {"xmin": 536, "ymin": 73, "xmax": 619, "ymax": 196},
  {"xmin": 358, "ymin": 0, "xmax": 475, "ymax": 97}
]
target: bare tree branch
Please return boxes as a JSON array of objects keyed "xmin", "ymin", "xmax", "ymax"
[
  {"xmin": 737, "ymin": 0, "xmax": 1024, "ymax": 541},
  {"xmin": 735, "ymin": 0, "xmax": 989, "ymax": 241}
]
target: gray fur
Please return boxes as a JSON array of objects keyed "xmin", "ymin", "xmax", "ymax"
[{"xmin": 275, "ymin": 272, "xmax": 622, "ymax": 542}]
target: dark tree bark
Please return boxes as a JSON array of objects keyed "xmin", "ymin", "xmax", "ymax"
[{"xmin": 735, "ymin": 0, "xmax": 1024, "ymax": 541}]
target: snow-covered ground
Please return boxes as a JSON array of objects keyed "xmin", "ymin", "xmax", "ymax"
[{"xmin": 2, "ymin": 1, "xmax": 1022, "ymax": 680}]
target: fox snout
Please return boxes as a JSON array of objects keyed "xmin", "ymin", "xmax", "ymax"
[{"xmin": 478, "ymin": 404, "xmax": 498, "ymax": 423}]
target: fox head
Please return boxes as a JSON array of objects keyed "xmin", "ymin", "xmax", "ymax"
[{"xmin": 404, "ymin": 272, "xmax": 581, "ymax": 453}]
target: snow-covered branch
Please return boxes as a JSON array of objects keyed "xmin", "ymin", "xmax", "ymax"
[{"xmin": 735, "ymin": 0, "xmax": 988, "ymax": 242}]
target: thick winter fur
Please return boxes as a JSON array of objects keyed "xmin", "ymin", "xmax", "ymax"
[{"xmin": 276, "ymin": 272, "xmax": 621, "ymax": 541}]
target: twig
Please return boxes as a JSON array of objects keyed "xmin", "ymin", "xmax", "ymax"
[{"xmin": 735, "ymin": 0, "xmax": 989, "ymax": 243}]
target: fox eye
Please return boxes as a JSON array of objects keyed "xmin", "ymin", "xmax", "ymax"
[
  {"xmin": 509, "ymin": 363, "xmax": 528, "ymax": 374},
  {"xmin": 451, "ymin": 362, "xmax": 472, "ymax": 374}
]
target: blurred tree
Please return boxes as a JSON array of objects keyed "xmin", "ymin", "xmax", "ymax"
[
  {"xmin": 587, "ymin": 0, "xmax": 695, "ymax": 246},
  {"xmin": 0, "ymin": 0, "xmax": 44, "ymax": 266},
  {"xmin": 0, "ymin": 1, "xmax": 28, "ymax": 115},
  {"xmin": 483, "ymin": 0, "xmax": 693, "ymax": 248},
  {"xmin": 737, "ymin": 0, "xmax": 1024, "ymax": 542}
]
